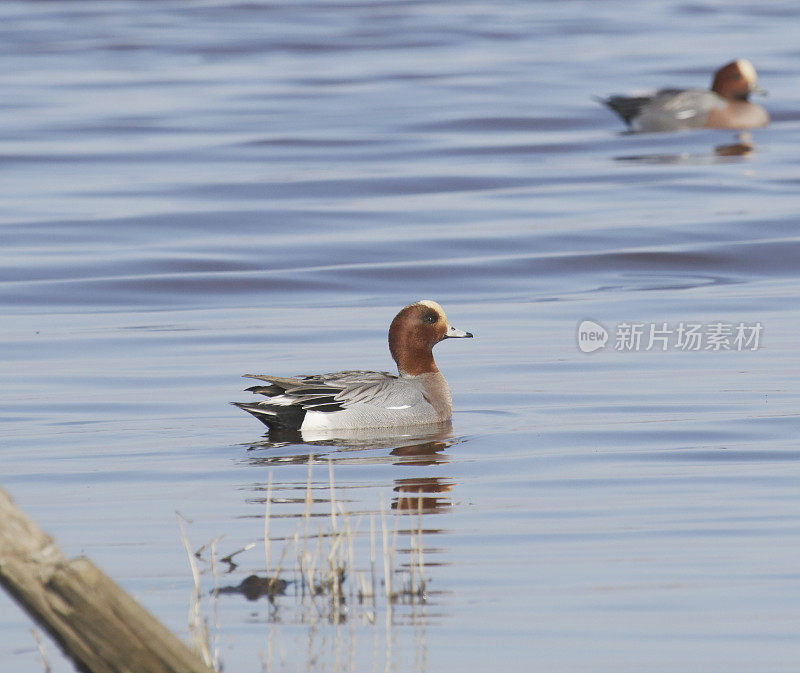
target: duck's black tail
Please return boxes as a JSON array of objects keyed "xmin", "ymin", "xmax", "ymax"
[
  {"xmin": 232, "ymin": 401, "xmax": 306, "ymax": 431},
  {"xmin": 594, "ymin": 94, "xmax": 650, "ymax": 127}
]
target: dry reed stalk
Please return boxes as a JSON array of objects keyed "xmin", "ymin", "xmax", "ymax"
[
  {"xmin": 326, "ymin": 455, "xmax": 343, "ymax": 617},
  {"xmin": 270, "ymin": 538, "xmax": 291, "ymax": 591},
  {"xmin": 263, "ymin": 471, "xmax": 291, "ymax": 592},
  {"xmin": 30, "ymin": 628, "xmax": 50, "ymax": 673},
  {"xmin": 370, "ymin": 514, "xmax": 377, "ymax": 603},
  {"xmin": 407, "ymin": 507, "xmax": 417, "ymax": 600},
  {"xmin": 379, "ymin": 495, "xmax": 391, "ymax": 602},
  {"xmin": 389, "ymin": 505, "xmax": 399, "ymax": 601},
  {"xmin": 416, "ymin": 495, "xmax": 426, "ymax": 596},
  {"xmin": 301, "ymin": 454, "xmax": 314, "ymax": 601},
  {"xmin": 264, "ymin": 471, "xmax": 273, "ymax": 574},
  {"xmin": 177, "ymin": 514, "xmax": 214, "ymax": 668},
  {"xmin": 209, "ymin": 539, "xmax": 221, "ymax": 669},
  {"xmin": 341, "ymin": 497, "xmax": 358, "ymax": 607},
  {"xmin": 328, "ymin": 457, "xmax": 337, "ymax": 533}
]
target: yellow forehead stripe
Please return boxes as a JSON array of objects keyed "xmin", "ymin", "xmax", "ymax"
[
  {"xmin": 736, "ymin": 59, "xmax": 757, "ymax": 84},
  {"xmin": 417, "ymin": 299, "xmax": 446, "ymax": 319}
]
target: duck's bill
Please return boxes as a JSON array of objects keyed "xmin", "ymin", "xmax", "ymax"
[
  {"xmin": 444, "ymin": 324, "xmax": 473, "ymax": 338},
  {"xmin": 751, "ymin": 84, "xmax": 767, "ymax": 96}
]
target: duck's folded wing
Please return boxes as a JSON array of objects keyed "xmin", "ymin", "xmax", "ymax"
[
  {"xmin": 244, "ymin": 370, "xmax": 425, "ymax": 413},
  {"xmin": 634, "ymin": 88, "xmax": 726, "ymax": 130},
  {"xmin": 657, "ymin": 88, "xmax": 723, "ymax": 117}
]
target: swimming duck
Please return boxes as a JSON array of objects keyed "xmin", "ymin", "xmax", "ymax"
[
  {"xmin": 235, "ymin": 300, "xmax": 472, "ymax": 432},
  {"xmin": 599, "ymin": 59, "xmax": 769, "ymax": 132}
]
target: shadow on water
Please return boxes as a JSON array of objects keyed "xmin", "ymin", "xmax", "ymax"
[{"xmin": 217, "ymin": 574, "xmax": 290, "ymax": 602}]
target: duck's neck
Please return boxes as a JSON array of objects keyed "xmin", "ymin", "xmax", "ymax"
[
  {"xmin": 396, "ymin": 348, "xmax": 438, "ymax": 376},
  {"xmin": 412, "ymin": 371, "xmax": 453, "ymax": 421},
  {"xmin": 390, "ymin": 330, "xmax": 440, "ymax": 376}
]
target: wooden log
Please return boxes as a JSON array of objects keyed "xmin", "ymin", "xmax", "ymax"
[{"xmin": 0, "ymin": 487, "xmax": 215, "ymax": 673}]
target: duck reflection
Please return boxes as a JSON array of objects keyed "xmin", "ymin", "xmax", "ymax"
[
  {"xmin": 613, "ymin": 131, "xmax": 755, "ymax": 163},
  {"xmin": 219, "ymin": 419, "xmax": 459, "ymax": 654},
  {"xmin": 393, "ymin": 476, "xmax": 453, "ymax": 514},
  {"xmin": 714, "ymin": 132, "xmax": 755, "ymax": 157},
  {"xmin": 245, "ymin": 423, "xmax": 458, "ymax": 513}
]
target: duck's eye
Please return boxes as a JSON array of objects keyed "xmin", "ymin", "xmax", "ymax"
[{"xmin": 422, "ymin": 311, "xmax": 438, "ymax": 324}]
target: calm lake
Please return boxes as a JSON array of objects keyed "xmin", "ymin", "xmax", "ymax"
[{"xmin": 2, "ymin": 1, "xmax": 800, "ymax": 671}]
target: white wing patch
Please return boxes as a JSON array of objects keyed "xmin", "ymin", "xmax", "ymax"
[{"xmin": 267, "ymin": 395, "xmax": 296, "ymax": 406}]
